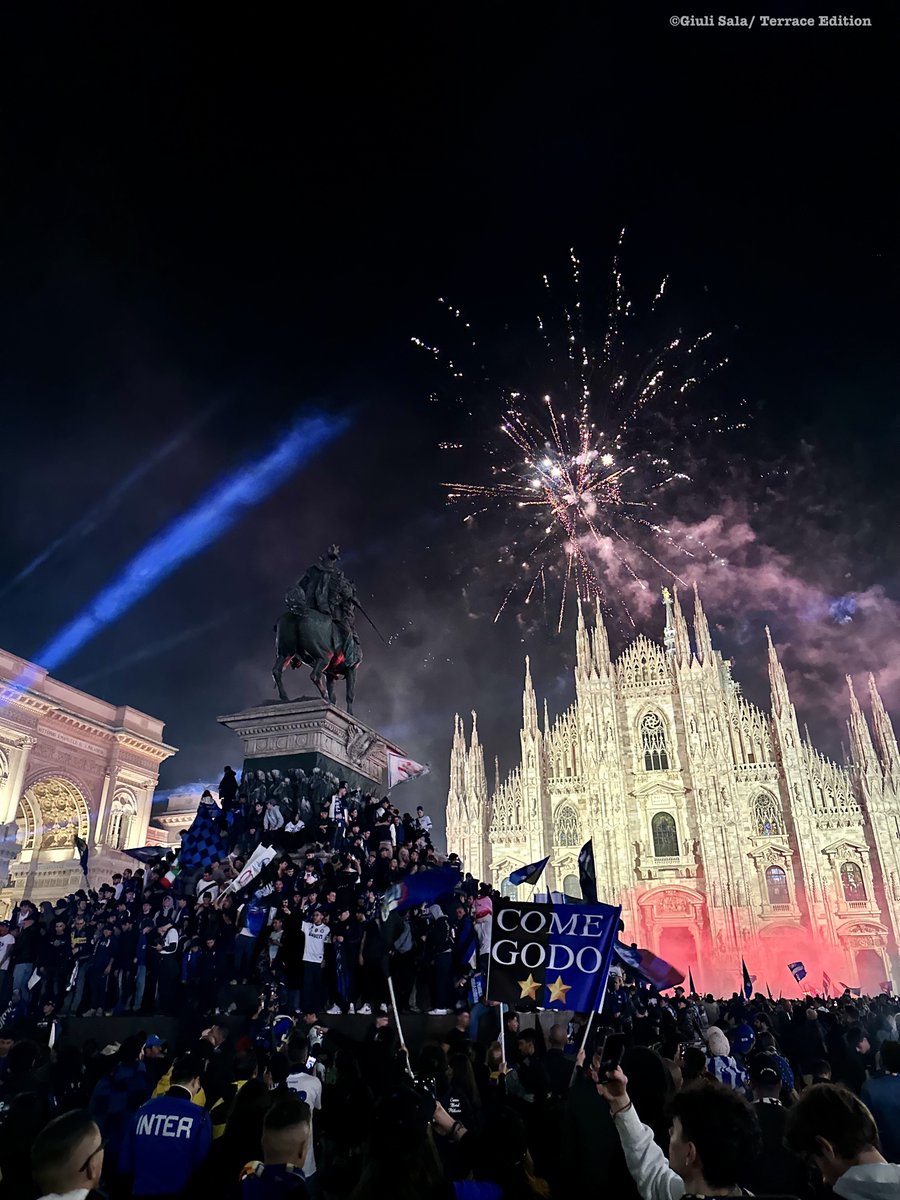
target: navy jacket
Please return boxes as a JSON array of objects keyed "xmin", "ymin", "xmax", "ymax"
[{"xmin": 120, "ymin": 1086, "xmax": 212, "ymax": 1195}]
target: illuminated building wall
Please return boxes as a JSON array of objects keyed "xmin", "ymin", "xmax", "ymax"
[{"xmin": 447, "ymin": 588, "xmax": 900, "ymax": 994}]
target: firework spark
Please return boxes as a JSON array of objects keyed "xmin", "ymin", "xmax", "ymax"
[{"xmin": 420, "ymin": 241, "xmax": 746, "ymax": 627}]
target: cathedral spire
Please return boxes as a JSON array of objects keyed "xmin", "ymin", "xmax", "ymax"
[
  {"xmin": 665, "ymin": 586, "xmax": 691, "ymax": 665},
  {"xmin": 868, "ymin": 673, "xmax": 900, "ymax": 779},
  {"xmin": 575, "ymin": 594, "xmax": 593, "ymax": 680},
  {"xmin": 449, "ymin": 713, "xmax": 466, "ymax": 797},
  {"xmin": 468, "ymin": 709, "xmax": 486, "ymax": 798},
  {"xmin": 765, "ymin": 626, "xmax": 792, "ymax": 718},
  {"xmin": 692, "ymin": 581, "xmax": 714, "ymax": 665},
  {"xmin": 523, "ymin": 655, "xmax": 539, "ymax": 737},
  {"xmin": 592, "ymin": 599, "xmax": 611, "ymax": 676},
  {"xmin": 847, "ymin": 676, "xmax": 878, "ymax": 772},
  {"xmin": 543, "ymin": 697, "xmax": 550, "ymax": 734}
]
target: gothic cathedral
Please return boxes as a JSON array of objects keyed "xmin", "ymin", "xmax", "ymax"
[{"xmin": 446, "ymin": 586, "xmax": 900, "ymax": 994}]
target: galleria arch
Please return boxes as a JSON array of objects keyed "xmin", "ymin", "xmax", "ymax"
[{"xmin": 0, "ymin": 646, "xmax": 175, "ymax": 912}]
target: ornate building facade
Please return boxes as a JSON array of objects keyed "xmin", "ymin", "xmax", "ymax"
[
  {"xmin": 447, "ymin": 588, "xmax": 900, "ymax": 993},
  {"xmin": 0, "ymin": 648, "xmax": 176, "ymax": 914}
]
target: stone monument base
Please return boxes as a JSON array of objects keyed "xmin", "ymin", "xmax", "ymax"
[{"xmin": 217, "ymin": 697, "xmax": 405, "ymax": 795}]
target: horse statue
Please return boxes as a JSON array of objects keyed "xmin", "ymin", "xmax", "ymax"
[
  {"xmin": 272, "ymin": 608, "xmax": 361, "ymax": 711},
  {"xmin": 272, "ymin": 544, "xmax": 362, "ymax": 712}
]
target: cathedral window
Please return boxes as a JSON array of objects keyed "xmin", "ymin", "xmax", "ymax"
[
  {"xmin": 563, "ymin": 873, "xmax": 580, "ymax": 899},
  {"xmin": 753, "ymin": 793, "xmax": 781, "ymax": 837},
  {"xmin": 651, "ymin": 811, "xmax": 679, "ymax": 858},
  {"xmin": 554, "ymin": 804, "xmax": 580, "ymax": 848},
  {"xmin": 765, "ymin": 865, "xmax": 790, "ymax": 905},
  {"xmin": 640, "ymin": 712, "xmax": 670, "ymax": 772},
  {"xmin": 840, "ymin": 862, "xmax": 867, "ymax": 902}
]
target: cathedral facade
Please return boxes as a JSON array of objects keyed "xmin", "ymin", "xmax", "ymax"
[{"xmin": 446, "ymin": 588, "xmax": 900, "ymax": 994}]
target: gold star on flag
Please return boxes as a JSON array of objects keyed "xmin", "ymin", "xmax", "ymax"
[
  {"xmin": 547, "ymin": 974, "xmax": 572, "ymax": 1005},
  {"xmin": 517, "ymin": 972, "xmax": 541, "ymax": 1001}
]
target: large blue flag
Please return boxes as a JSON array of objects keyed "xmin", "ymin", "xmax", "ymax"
[
  {"xmin": 615, "ymin": 941, "xmax": 684, "ymax": 989},
  {"xmin": 380, "ymin": 863, "xmax": 460, "ymax": 921},
  {"xmin": 487, "ymin": 899, "xmax": 621, "ymax": 1011},
  {"xmin": 788, "ymin": 960, "xmax": 807, "ymax": 984},
  {"xmin": 179, "ymin": 801, "xmax": 228, "ymax": 871},
  {"xmin": 508, "ymin": 857, "xmax": 550, "ymax": 888}
]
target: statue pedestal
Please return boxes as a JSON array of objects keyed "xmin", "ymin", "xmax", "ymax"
[{"xmin": 217, "ymin": 698, "xmax": 405, "ymax": 795}]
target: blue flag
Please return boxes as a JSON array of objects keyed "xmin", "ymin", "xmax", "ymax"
[
  {"xmin": 578, "ymin": 839, "xmax": 598, "ymax": 904},
  {"xmin": 788, "ymin": 960, "xmax": 807, "ymax": 984},
  {"xmin": 508, "ymin": 857, "xmax": 550, "ymax": 888},
  {"xmin": 74, "ymin": 836, "xmax": 90, "ymax": 879},
  {"xmin": 380, "ymin": 863, "xmax": 460, "ymax": 921},
  {"xmin": 123, "ymin": 845, "xmax": 167, "ymax": 865},
  {"xmin": 742, "ymin": 958, "xmax": 754, "ymax": 1000},
  {"xmin": 487, "ymin": 899, "xmax": 621, "ymax": 1011},
  {"xmin": 179, "ymin": 801, "xmax": 227, "ymax": 871},
  {"xmin": 615, "ymin": 941, "xmax": 684, "ymax": 989}
]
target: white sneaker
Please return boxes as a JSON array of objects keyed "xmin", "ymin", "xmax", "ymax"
[
  {"xmin": 428, "ymin": 1008, "xmax": 450, "ymax": 1015},
  {"xmin": 326, "ymin": 1005, "xmax": 341, "ymax": 1014},
  {"xmin": 358, "ymin": 1003, "xmax": 372, "ymax": 1014},
  {"xmin": 379, "ymin": 1003, "xmax": 389, "ymax": 1013},
  {"xmin": 348, "ymin": 1004, "xmax": 356, "ymax": 1014}
]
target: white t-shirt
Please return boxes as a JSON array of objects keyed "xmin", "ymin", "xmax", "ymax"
[
  {"xmin": 0, "ymin": 933, "xmax": 14, "ymax": 971},
  {"xmin": 196, "ymin": 878, "xmax": 220, "ymax": 902},
  {"xmin": 301, "ymin": 921, "xmax": 331, "ymax": 964},
  {"xmin": 285, "ymin": 1070, "xmax": 322, "ymax": 1175}
]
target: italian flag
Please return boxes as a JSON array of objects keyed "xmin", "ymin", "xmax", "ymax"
[{"xmin": 161, "ymin": 860, "xmax": 181, "ymax": 888}]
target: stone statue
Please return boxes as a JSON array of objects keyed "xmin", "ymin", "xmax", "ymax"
[{"xmin": 273, "ymin": 544, "xmax": 363, "ymax": 711}]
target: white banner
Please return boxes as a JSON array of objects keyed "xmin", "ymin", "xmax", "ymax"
[
  {"xmin": 220, "ymin": 843, "xmax": 278, "ymax": 899},
  {"xmin": 387, "ymin": 752, "xmax": 430, "ymax": 790}
]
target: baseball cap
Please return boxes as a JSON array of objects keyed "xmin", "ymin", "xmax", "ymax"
[{"xmin": 144, "ymin": 1034, "xmax": 163, "ymax": 1048}]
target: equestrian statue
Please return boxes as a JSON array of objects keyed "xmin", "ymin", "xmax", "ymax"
[{"xmin": 272, "ymin": 544, "xmax": 363, "ymax": 711}]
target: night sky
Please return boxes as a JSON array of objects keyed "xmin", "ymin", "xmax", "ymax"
[{"xmin": 2, "ymin": 7, "xmax": 897, "ymax": 834}]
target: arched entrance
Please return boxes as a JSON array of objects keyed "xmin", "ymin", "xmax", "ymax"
[
  {"xmin": 855, "ymin": 948, "xmax": 887, "ymax": 995},
  {"xmin": 19, "ymin": 777, "xmax": 90, "ymax": 855},
  {"xmin": 659, "ymin": 926, "xmax": 697, "ymax": 977}
]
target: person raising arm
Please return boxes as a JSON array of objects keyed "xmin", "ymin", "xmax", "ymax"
[{"xmin": 596, "ymin": 1064, "xmax": 760, "ymax": 1199}]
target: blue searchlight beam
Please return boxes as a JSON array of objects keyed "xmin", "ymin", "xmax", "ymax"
[{"xmin": 31, "ymin": 410, "xmax": 348, "ymax": 674}]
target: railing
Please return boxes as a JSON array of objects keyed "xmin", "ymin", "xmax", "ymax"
[{"xmin": 845, "ymin": 900, "xmax": 871, "ymax": 910}]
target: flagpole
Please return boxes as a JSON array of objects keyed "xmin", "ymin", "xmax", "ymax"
[
  {"xmin": 386, "ymin": 973, "xmax": 414, "ymax": 1078},
  {"xmin": 499, "ymin": 1001, "xmax": 506, "ymax": 1066},
  {"xmin": 578, "ymin": 966, "xmax": 613, "ymax": 1057}
]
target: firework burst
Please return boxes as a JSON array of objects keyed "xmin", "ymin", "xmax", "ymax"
[{"xmin": 420, "ymin": 239, "xmax": 746, "ymax": 627}]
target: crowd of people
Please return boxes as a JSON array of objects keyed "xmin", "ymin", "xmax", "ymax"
[{"xmin": 0, "ymin": 767, "xmax": 899, "ymax": 1199}]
